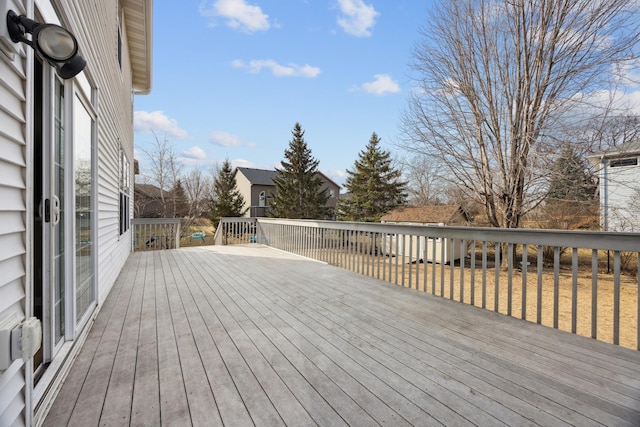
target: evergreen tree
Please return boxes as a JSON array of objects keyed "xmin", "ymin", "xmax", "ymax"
[
  {"xmin": 170, "ymin": 179, "xmax": 189, "ymax": 218},
  {"xmin": 547, "ymin": 144, "xmax": 597, "ymax": 203},
  {"xmin": 269, "ymin": 123, "xmax": 330, "ymax": 219},
  {"xmin": 210, "ymin": 159, "xmax": 247, "ymax": 226},
  {"xmin": 339, "ymin": 132, "xmax": 407, "ymax": 222}
]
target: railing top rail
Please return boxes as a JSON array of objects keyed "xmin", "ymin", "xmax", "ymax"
[
  {"xmin": 132, "ymin": 218, "xmax": 181, "ymax": 225},
  {"xmin": 251, "ymin": 217, "xmax": 640, "ymax": 252},
  {"xmin": 219, "ymin": 217, "xmax": 257, "ymax": 223}
]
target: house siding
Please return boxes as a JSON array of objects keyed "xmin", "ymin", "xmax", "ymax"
[
  {"xmin": 235, "ymin": 172, "xmax": 253, "ymax": 218},
  {"xmin": 64, "ymin": 0, "xmax": 135, "ymax": 303},
  {"xmin": 0, "ymin": 0, "xmax": 148, "ymax": 424},
  {"xmin": 601, "ymin": 158, "xmax": 640, "ymax": 232},
  {"xmin": 0, "ymin": 0, "xmax": 30, "ymax": 424}
]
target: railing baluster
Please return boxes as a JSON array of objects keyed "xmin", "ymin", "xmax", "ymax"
[
  {"xmin": 494, "ymin": 243, "xmax": 501, "ymax": 313},
  {"xmin": 431, "ymin": 237, "xmax": 437, "ymax": 295},
  {"xmin": 440, "ymin": 238, "xmax": 445, "ymax": 297},
  {"xmin": 507, "ymin": 243, "xmax": 513, "ymax": 316},
  {"xmin": 415, "ymin": 236, "xmax": 421, "ymax": 291},
  {"xmin": 537, "ymin": 245, "xmax": 543, "ymax": 325},
  {"xmin": 460, "ymin": 240, "xmax": 465, "ymax": 302},
  {"xmin": 408, "ymin": 235, "xmax": 413, "ymax": 288},
  {"xmin": 554, "ymin": 246, "xmax": 560, "ymax": 329},
  {"xmin": 470, "ymin": 240, "xmax": 476, "ymax": 306},
  {"xmin": 401, "ymin": 233, "xmax": 407, "ymax": 287},
  {"xmin": 521, "ymin": 245, "xmax": 528, "ymax": 320},
  {"xmin": 394, "ymin": 234, "xmax": 400, "ymax": 285},
  {"xmin": 592, "ymin": 249, "xmax": 598, "ymax": 340},
  {"xmin": 482, "ymin": 241, "xmax": 487, "ymax": 309},
  {"xmin": 423, "ymin": 236, "xmax": 428, "ymax": 293},
  {"xmin": 572, "ymin": 248, "xmax": 579, "ymax": 334},
  {"xmin": 449, "ymin": 238, "xmax": 454, "ymax": 299},
  {"xmin": 614, "ymin": 251, "xmax": 621, "ymax": 345}
]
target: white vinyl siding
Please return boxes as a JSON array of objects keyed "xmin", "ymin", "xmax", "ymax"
[
  {"xmin": 602, "ymin": 160, "xmax": 640, "ymax": 232},
  {"xmin": 1, "ymin": 0, "xmax": 145, "ymax": 423},
  {"xmin": 0, "ymin": 1, "xmax": 29, "ymax": 425},
  {"xmin": 62, "ymin": 1, "xmax": 135, "ymax": 304}
]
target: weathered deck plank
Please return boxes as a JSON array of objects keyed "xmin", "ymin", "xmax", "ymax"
[{"xmin": 44, "ymin": 245, "xmax": 640, "ymax": 426}]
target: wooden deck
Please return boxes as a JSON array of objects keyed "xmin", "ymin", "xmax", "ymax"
[{"xmin": 44, "ymin": 245, "xmax": 640, "ymax": 426}]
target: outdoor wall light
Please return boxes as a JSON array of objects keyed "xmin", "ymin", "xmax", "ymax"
[{"xmin": 6, "ymin": 10, "xmax": 86, "ymax": 79}]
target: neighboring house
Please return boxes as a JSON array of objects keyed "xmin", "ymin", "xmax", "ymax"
[
  {"xmin": 234, "ymin": 167, "xmax": 341, "ymax": 217},
  {"xmin": 380, "ymin": 205, "xmax": 470, "ymax": 264},
  {"xmin": 134, "ymin": 183, "xmax": 180, "ymax": 218},
  {"xmin": 588, "ymin": 140, "xmax": 640, "ymax": 232},
  {"xmin": 380, "ymin": 205, "xmax": 471, "ymax": 225},
  {"xmin": 0, "ymin": 1, "xmax": 152, "ymax": 425}
]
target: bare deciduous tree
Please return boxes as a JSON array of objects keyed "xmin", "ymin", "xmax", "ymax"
[
  {"xmin": 138, "ymin": 132, "xmax": 182, "ymax": 217},
  {"xmin": 181, "ymin": 166, "xmax": 213, "ymax": 232},
  {"xmin": 401, "ymin": 0, "xmax": 640, "ymax": 229},
  {"xmin": 401, "ymin": 155, "xmax": 445, "ymax": 206}
]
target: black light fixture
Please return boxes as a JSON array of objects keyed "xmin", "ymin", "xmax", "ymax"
[{"xmin": 6, "ymin": 10, "xmax": 86, "ymax": 79}]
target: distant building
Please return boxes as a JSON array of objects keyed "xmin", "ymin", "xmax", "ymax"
[
  {"xmin": 134, "ymin": 183, "xmax": 188, "ymax": 218},
  {"xmin": 380, "ymin": 205, "xmax": 470, "ymax": 264},
  {"xmin": 234, "ymin": 167, "xmax": 341, "ymax": 217},
  {"xmin": 380, "ymin": 205, "xmax": 471, "ymax": 225},
  {"xmin": 589, "ymin": 140, "xmax": 640, "ymax": 232}
]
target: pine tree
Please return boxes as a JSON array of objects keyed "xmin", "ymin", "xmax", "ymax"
[
  {"xmin": 170, "ymin": 179, "xmax": 189, "ymax": 218},
  {"xmin": 210, "ymin": 159, "xmax": 247, "ymax": 226},
  {"xmin": 269, "ymin": 123, "xmax": 330, "ymax": 219},
  {"xmin": 339, "ymin": 132, "xmax": 407, "ymax": 222},
  {"xmin": 547, "ymin": 144, "xmax": 597, "ymax": 203}
]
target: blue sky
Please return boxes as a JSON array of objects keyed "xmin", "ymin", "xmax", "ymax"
[{"xmin": 133, "ymin": 0, "xmax": 432, "ymax": 186}]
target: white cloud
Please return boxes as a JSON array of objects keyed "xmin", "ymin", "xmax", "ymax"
[
  {"xmin": 199, "ymin": 0, "xmax": 270, "ymax": 33},
  {"xmin": 134, "ymin": 110, "xmax": 188, "ymax": 139},
  {"xmin": 353, "ymin": 74, "xmax": 401, "ymax": 95},
  {"xmin": 232, "ymin": 59, "xmax": 321, "ymax": 78},
  {"xmin": 182, "ymin": 146, "xmax": 207, "ymax": 159},
  {"xmin": 209, "ymin": 131, "xmax": 256, "ymax": 147},
  {"xmin": 229, "ymin": 158, "xmax": 258, "ymax": 169},
  {"xmin": 336, "ymin": 0, "xmax": 379, "ymax": 37}
]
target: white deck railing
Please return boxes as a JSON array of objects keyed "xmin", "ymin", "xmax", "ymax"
[
  {"xmin": 132, "ymin": 218, "xmax": 181, "ymax": 251},
  {"xmin": 217, "ymin": 217, "xmax": 640, "ymax": 350}
]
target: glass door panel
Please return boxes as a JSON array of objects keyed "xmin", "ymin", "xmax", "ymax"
[
  {"xmin": 74, "ymin": 94, "xmax": 95, "ymax": 322},
  {"xmin": 53, "ymin": 78, "xmax": 66, "ymax": 345}
]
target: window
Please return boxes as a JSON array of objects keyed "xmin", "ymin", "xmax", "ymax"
[
  {"xmin": 610, "ymin": 157, "xmax": 638, "ymax": 168},
  {"xmin": 119, "ymin": 149, "xmax": 130, "ymax": 235}
]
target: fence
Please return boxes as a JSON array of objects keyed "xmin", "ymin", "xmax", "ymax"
[
  {"xmin": 132, "ymin": 218, "xmax": 181, "ymax": 251},
  {"xmin": 218, "ymin": 217, "xmax": 640, "ymax": 350}
]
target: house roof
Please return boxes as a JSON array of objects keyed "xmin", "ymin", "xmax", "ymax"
[
  {"xmin": 589, "ymin": 139, "xmax": 640, "ymax": 160},
  {"xmin": 236, "ymin": 167, "xmax": 278, "ymax": 185},
  {"xmin": 380, "ymin": 205, "xmax": 470, "ymax": 224},
  {"xmin": 123, "ymin": 0, "xmax": 153, "ymax": 94},
  {"xmin": 236, "ymin": 167, "xmax": 341, "ymax": 188},
  {"xmin": 316, "ymin": 171, "xmax": 341, "ymax": 189},
  {"xmin": 135, "ymin": 183, "xmax": 169, "ymax": 198}
]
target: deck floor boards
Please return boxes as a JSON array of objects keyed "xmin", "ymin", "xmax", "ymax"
[{"xmin": 44, "ymin": 245, "xmax": 640, "ymax": 426}]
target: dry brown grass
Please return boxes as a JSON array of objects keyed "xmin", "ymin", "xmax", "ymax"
[{"xmin": 180, "ymin": 218, "xmax": 217, "ymax": 247}]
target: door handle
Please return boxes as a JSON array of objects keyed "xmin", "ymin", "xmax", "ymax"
[{"xmin": 51, "ymin": 195, "xmax": 60, "ymax": 225}]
